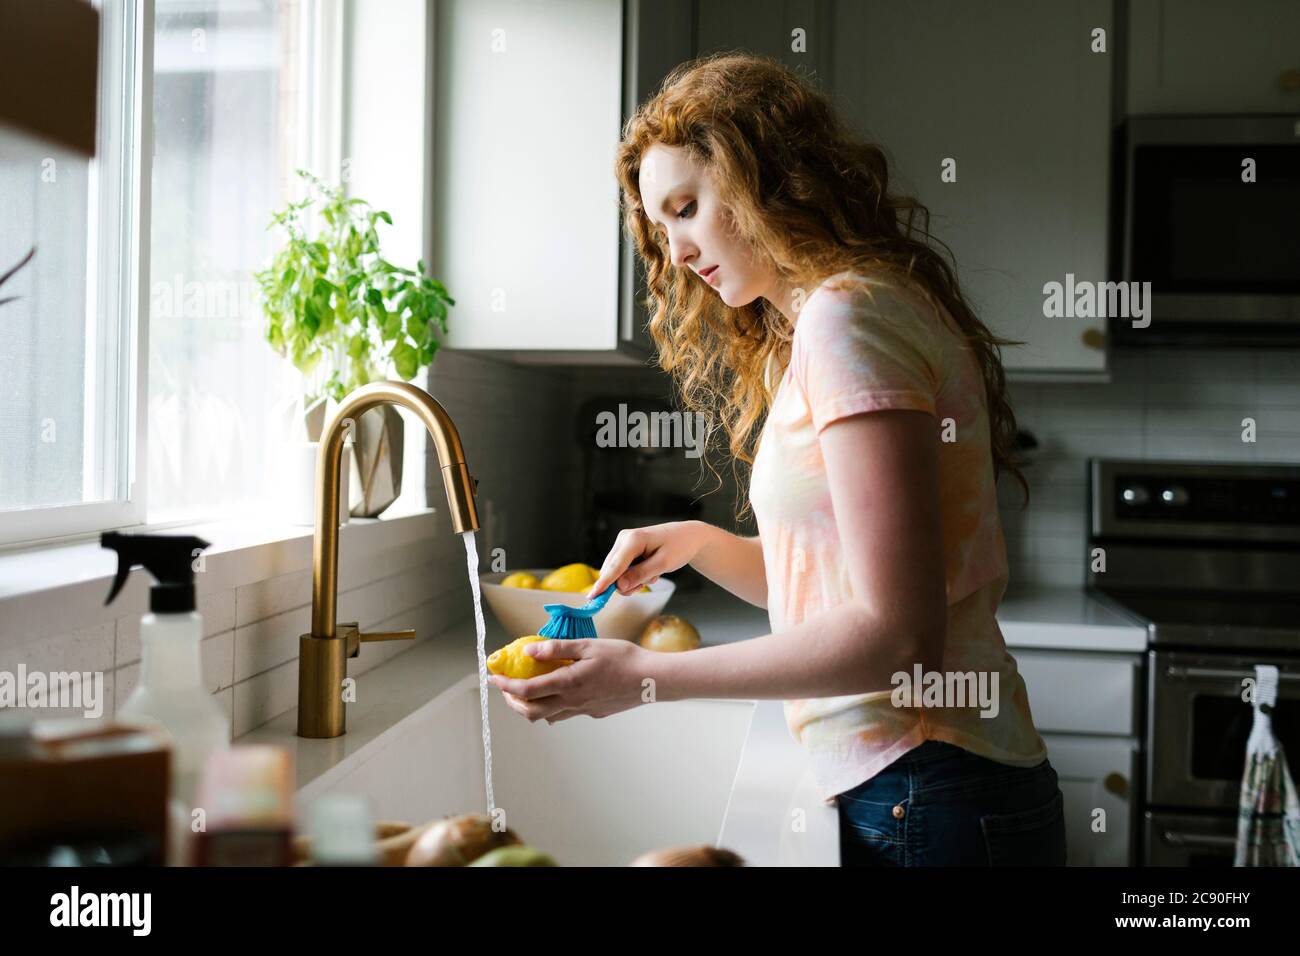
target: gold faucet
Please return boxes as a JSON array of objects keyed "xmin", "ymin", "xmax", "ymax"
[{"xmin": 296, "ymin": 380, "xmax": 479, "ymax": 738}]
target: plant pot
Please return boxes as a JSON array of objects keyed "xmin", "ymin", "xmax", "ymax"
[{"xmin": 347, "ymin": 404, "xmax": 404, "ymax": 518}]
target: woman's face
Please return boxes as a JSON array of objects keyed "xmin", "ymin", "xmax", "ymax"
[{"xmin": 638, "ymin": 143, "xmax": 772, "ymax": 309}]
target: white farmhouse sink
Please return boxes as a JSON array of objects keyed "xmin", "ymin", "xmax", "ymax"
[
  {"xmin": 298, "ymin": 671, "xmax": 758, "ymax": 866},
  {"xmin": 257, "ymin": 587, "xmax": 842, "ymax": 867}
]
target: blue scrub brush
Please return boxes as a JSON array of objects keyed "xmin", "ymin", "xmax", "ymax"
[{"xmin": 538, "ymin": 583, "xmax": 617, "ymax": 639}]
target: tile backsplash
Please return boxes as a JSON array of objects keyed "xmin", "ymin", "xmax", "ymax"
[
  {"xmin": 0, "ymin": 535, "xmax": 460, "ymax": 735},
  {"xmin": 431, "ymin": 352, "xmax": 754, "ymax": 575},
  {"xmin": 998, "ymin": 347, "xmax": 1300, "ymax": 589}
]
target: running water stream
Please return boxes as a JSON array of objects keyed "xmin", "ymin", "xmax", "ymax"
[{"xmin": 462, "ymin": 530, "xmax": 495, "ymax": 814}]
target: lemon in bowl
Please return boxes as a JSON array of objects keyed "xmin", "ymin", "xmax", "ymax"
[
  {"xmin": 538, "ymin": 563, "xmax": 599, "ymax": 592},
  {"xmin": 479, "ymin": 567, "xmax": 675, "ymax": 642},
  {"xmin": 500, "ymin": 571, "xmax": 541, "ymax": 589}
]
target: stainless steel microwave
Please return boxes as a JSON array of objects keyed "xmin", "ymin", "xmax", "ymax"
[{"xmin": 1116, "ymin": 114, "xmax": 1300, "ymax": 346}]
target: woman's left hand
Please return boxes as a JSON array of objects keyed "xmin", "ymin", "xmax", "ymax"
[{"xmin": 489, "ymin": 637, "xmax": 653, "ymax": 723}]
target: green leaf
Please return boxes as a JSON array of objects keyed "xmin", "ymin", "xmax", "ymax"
[
  {"xmin": 407, "ymin": 313, "xmax": 429, "ymax": 346},
  {"xmin": 377, "ymin": 258, "xmax": 414, "ymax": 277},
  {"xmin": 381, "ymin": 310, "xmax": 402, "ymax": 341},
  {"xmin": 303, "ymin": 297, "xmax": 323, "ymax": 334},
  {"xmin": 390, "ymin": 340, "xmax": 418, "ymax": 380},
  {"xmin": 418, "ymin": 339, "xmax": 439, "ymax": 366}
]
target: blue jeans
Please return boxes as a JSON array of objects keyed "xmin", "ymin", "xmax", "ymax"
[{"xmin": 837, "ymin": 740, "xmax": 1067, "ymax": 866}]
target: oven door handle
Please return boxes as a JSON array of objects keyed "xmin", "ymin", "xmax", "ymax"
[
  {"xmin": 1162, "ymin": 829, "xmax": 1239, "ymax": 849},
  {"xmin": 1165, "ymin": 665, "xmax": 1300, "ymax": 683}
]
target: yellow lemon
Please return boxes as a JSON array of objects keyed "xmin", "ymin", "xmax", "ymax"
[
  {"xmin": 500, "ymin": 571, "xmax": 540, "ymax": 589},
  {"xmin": 539, "ymin": 563, "xmax": 599, "ymax": 593},
  {"xmin": 486, "ymin": 636, "xmax": 574, "ymax": 680}
]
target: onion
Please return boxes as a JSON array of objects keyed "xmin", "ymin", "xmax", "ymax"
[
  {"xmin": 638, "ymin": 614, "xmax": 701, "ymax": 653},
  {"xmin": 403, "ymin": 814, "xmax": 522, "ymax": 866},
  {"xmin": 630, "ymin": 845, "xmax": 745, "ymax": 866}
]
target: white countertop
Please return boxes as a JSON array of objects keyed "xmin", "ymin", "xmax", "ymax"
[
  {"xmin": 996, "ymin": 586, "xmax": 1148, "ymax": 653},
  {"xmin": 648, "ymin": 580, "xmax": 1150, "ymax": 654}
]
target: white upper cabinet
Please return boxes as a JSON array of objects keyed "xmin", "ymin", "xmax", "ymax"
[
  {"xmin": 432, "ymin": 0, "xmax": 691, "ymax": 363},
  {"xmin": 432, "ymin": 0, "xmax": 627, "ymax": 360},
  {"xmin": 831, "ymin": 0, "xmax": 1114, "ymax": 377},
  {"xmin": 1128, "ymin": 0, "xmax": 1300, "ymax": 115},
  {"xmin": 432, "ymin": 0, "xmax": 1127, "ymax": 375}
]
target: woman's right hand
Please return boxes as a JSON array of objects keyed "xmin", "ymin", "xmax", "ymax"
[{"xmin": 586, "ymin": 520, "xmax": 706, "ymax": 599}]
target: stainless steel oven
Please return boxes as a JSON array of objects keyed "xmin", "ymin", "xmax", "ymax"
[
  {"xmin": 1088, "ymin": 459, "xmax": 1300, "ymax": 865},
  {"xmin": 1116, "ymin": 114, "xmax": 1300, "ymax": 346},
  {"xmin": 1145, "ymin": 811, "xmax": 1239, "ymax": 867},
  {"xmin": 1148, "ymin": 650, "xmax": 1300, "ymax": 811}
]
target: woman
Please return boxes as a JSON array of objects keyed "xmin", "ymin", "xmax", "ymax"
[{"xmin": 488, "ymin": 53, "xmax": 1066, "ymax": 866}]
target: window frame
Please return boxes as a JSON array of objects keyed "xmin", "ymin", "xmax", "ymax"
[
  {"xmin": 0, "ymin": 0, "xmax": 349, "ymax": 552},
  {"xmin": 0, "ymin": 0, "xmax": 153, "ymax": 550}
]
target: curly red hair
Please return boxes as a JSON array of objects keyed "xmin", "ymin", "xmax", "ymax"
[{"xmin": 615, "ymin": 52, "xmax": 1028, "ymax": 517}]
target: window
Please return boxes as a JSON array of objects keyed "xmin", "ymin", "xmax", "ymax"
[
  {"xmin": 0, "ymin": 0, "xmax": 345, "ymax": 546},
  {"xmin": 0, "ymin": 0, "xmax": 141, "ymax": 545},
  {"xmin": 148, "ymin": 0, "xmax": 341, "ymax": 524}
]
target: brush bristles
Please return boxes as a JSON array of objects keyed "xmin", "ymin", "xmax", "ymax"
[{"xmin": 538, "ymin": 612, "xmax": 598, "ymax": 640}]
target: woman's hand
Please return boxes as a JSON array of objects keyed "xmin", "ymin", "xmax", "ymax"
[
  {"xmin": 490, "ymin": 637, "xmax": 653, "ymax": 723},
  {"xmin": 585, "ymin": 521, "xmax": 706, "ymax": 599}
]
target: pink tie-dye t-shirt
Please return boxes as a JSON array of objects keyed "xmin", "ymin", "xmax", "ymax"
[{"xmin": 748, "ymin": 271, "xmax": 1046, "ymax": 805}]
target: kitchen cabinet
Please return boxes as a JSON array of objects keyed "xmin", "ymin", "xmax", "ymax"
[
  {"xmin": 1016, "ymin": 649, "xmax": 1141, "ymax": 736},
  {"xmin": 1127, "ymin": 0, "xmax": 1300, "ymax": 115},
  {"xmin": 1015, "ymin": 648, "xmax": 1142, "ymax": 865},
  {"xmin": 1044, "ymin": 733, "xmax": 1140, "ymax": 867},
  {"xmin": 431, "ymin": 0, "xmax": 692, "ymax": 363},
  {"xmin": 831, "ymin": 0, "xmax": 1114, "ymax": 377}
]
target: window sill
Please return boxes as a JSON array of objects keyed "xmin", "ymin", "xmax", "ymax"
[{"xmin": 0, "ymin": 505, "xmax": 440, "ymax": 648}]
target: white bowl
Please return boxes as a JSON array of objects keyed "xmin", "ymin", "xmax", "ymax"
[{"xmin": 479, "ymin": 569, "xmax": 675, "ymax": 642}]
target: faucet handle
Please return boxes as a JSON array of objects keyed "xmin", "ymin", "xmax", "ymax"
[
  {"xmin": 359, "ymin": 628, "xmax": 417, "ymax": 644},
  {"xmin": 340, "ymin": 622, "xmax": 416, "ymax": 659}
]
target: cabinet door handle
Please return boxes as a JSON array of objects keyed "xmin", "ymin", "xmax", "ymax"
[
  {"xmin": 1103, "ymin": 772, "xmax": 1128, "ymax": 798},
  {"xmin": 1280, "ymin": 68, "xmax": 1300, "ymax": 93},
  {"xmin": 1081, "ymin": 328, "xmax": 1105, "ymax": 350}
]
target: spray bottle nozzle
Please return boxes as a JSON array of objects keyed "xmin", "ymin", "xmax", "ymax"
[{"xmin": 101, "ymin": 531, "xmax": 212, "ymax": 613}]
